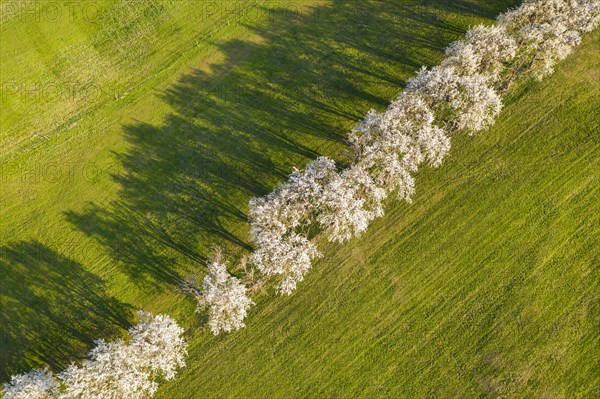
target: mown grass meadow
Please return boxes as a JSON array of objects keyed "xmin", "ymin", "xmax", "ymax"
[{"xmin": 1, "ymin": 0, "xmax": 597, "ymax": 397}]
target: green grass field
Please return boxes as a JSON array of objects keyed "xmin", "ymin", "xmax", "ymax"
[{"xmin": 1, "ymin": 0, "xmax": 598, "ymax": 397}]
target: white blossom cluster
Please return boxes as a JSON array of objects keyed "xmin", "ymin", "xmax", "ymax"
[
  {"xmin": 442, "ymin": 25, "xmax": 518, "ymax": 84},
  {"xmin": 2, "ymin": 312, "xmax": 187, "ymax": 399},
  {"xmin": 1, "ymin": 369, "xmax": 60, "ymax": 399},
  {"xmin": 406, "ymin": 66, "xmax": 504, "ymax": 132},
  {"xmin": 202, "ymin": 256, "xmax": 254, "ymax": 334},
  {"xmin": 246, "ymin": 0, "xmax": 599, "ymax": 297},
  {"xmin": 317, "ymin": 164, "xmax": 387, "ymax": 243},
  {"xmin": 498, "ymin": 0, "xmax": 600, "ymax": 79}
]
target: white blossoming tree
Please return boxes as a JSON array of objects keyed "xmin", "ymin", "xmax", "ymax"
[
  {"xmin": 406, "ymin": 66, "xmax": 503, "ymax": 133},
  {"xmin": 442, "ymin": 25, "xmax": 517, "ymax": 83},
  {"xmin": 251, "ymin": 232, "xmax": 320, "ymax": 295},
  {"xmin": 58, "ymin": 338, "xmax": 158, "ymax": 399},
  {"xmin": 317, "ymin": 164, "xmax": 387, "ymax": 243},
  {"xmin": 349, "ymin": 94, "xmax": 450, "ymax": 204},
  {"xmin": 349, "ymin": 109, "xmax": 416, "ymax": 202},
  {"xmin": 2, "ymin": 369, "xmax": 60, "ymax": 399},
  {"xmin": 201, "ymin": 252, "xmax": 254, "ymax": 334},
  {"xmin": 58, "ymin": 312, "xmax": 186, "ymax": 399},
  {"xmin": 498, "ymin": 0, "xmax": 600, "ymax": 79},
  {"xmin": 127, "ymin": 312, "xmax": 188, "ymax": 380},
  {"xmin": 2, "ymin": 312, "xmax": 187, "ymax": 399},
  {"xmin": 249, "ymin": 157, "xmax": 336, "ymax": 294},
  {"xmin": 383, "ymin": 93, "xmax": 451, "ymax": 169}
]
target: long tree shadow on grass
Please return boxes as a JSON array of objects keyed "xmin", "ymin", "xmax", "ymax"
[
  {"xmin": 0, "ymin": 240, "xmax": 132, "ymax": 382},
  {"xmin": 65, "ymin": 0, "xmax": 519, "ymax": 287}
]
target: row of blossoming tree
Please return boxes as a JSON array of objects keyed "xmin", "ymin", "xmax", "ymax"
[
  {"xmin": 3, "ymin": 1, "xmax": 599, "ymax": 398},
  {"xmin": 198, "ymin": 0, "xmax": 600, "ymax": 334}
]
